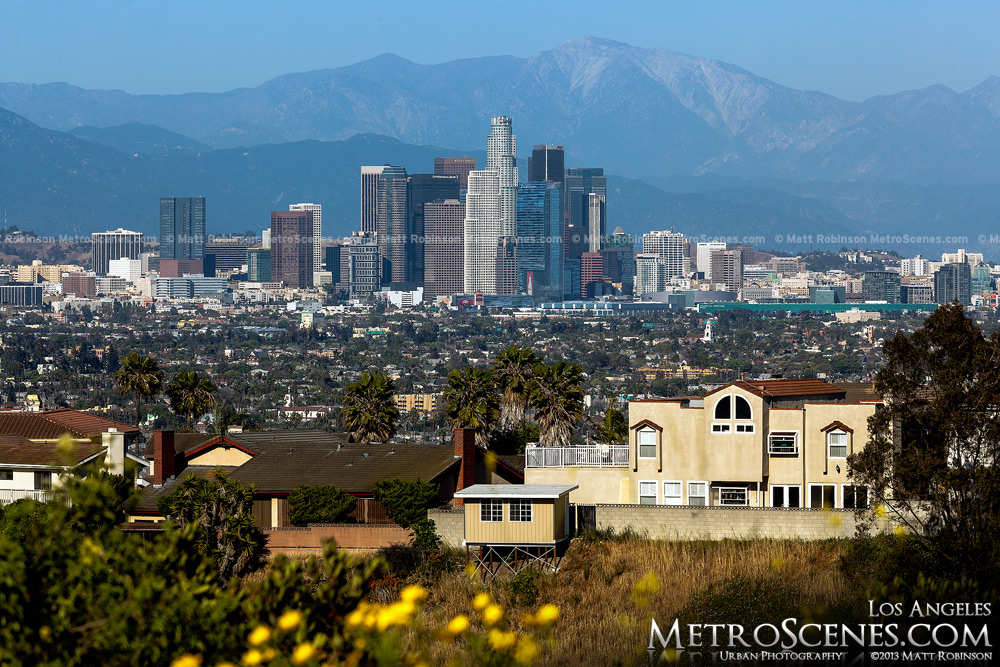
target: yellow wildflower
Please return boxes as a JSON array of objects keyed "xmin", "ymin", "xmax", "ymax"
[
  {"xmin": 376, "ymin": 600, "xmax": 417, "ymax": 631},
  {"xmin": 771, "ymin": 557, "xmax": 785, "ymax": 571},
  {"xmin": 482, "ymin": 603, "xmax": 504, "ymax": 626},
  {"xmin": 533, "ymin": 603, "xmax": 560, "ymax": 626},
  {"xmin": 472, "ymin": 592, "xmax": 491, "ymax": 610},
  {"xmin": 39, "ymin": 626, "xmax": 52, "ymax": 642},
  {"xmin": 241, "ymin": 649, "xmax": 263, "ymax": 666},
  {"xmin": 171, "ymin": 655, "xmax": 202, "ymax": 667},
  {"xmin": 446, "ymin": 614, "xmax": 470, "ymax": 635},
  {"xmin": 215, "ymin": 663, "xmax": 238, "ymax": 667},
  {"xmin": 399, "ymin": 584, "xmax": 429, "ymax": 604},
  {"xmin": 874, "ymin": 504, "xmax": 888, "ymax": 519},
  {"xmin": 247, "ymin": 625, "xmax": 271, "ymax": 646},
  {"xmin": 291, "ymin": 643, "xmax": 317, "ymax": 665},
  {"xmin": 488, "ymin": 628, "xmax": 518, "ymax": 651},
  {"xmin": 514, "ymin": 636, "xmax": 541, "ymax": 665},
  {"xmin": 278, "ymin": 609, "xmax": 303, "ymax": 632}
]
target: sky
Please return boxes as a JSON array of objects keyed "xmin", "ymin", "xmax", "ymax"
[{"xmin": 2, "ymin": 1, "xmax": 999, "ymax": 101}]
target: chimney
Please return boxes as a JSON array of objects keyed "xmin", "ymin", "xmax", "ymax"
[
  {"xmin": 153, "ymin": 430, "xmax": 176, "ymax": 487},
  {"xmin": 102, "ymin": 428, "xmax": 126, "ymax": 477},
  {"xmin": 453, "ymin": 427, "xmax": 477, "ymax": 506}
]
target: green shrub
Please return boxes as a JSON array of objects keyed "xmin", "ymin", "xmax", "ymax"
[
  {"xmin": 576, "ymin": 525, "xmax": 647, "ymax": 543},
  {"xmin": 373, "ymin": 478, "xmax": 439, "ymax": 529},
  {"xmin": 288, "ymin": 484, "xmax": 358, "ymax": 526},
  {"xmin": 509, "ymin": 569, "xmax": 542, "ymax": 606},
  {"xmin": 679, "ymin": 575, "xmax": 802, "ymax": 631}
]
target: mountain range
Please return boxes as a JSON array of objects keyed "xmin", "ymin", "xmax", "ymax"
[{"xmin": 2, "ymin": 37, "xmax": 1000, "ymax": 256}]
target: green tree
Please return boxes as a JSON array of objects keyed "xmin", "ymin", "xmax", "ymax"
[
  {"xmin": 156, "ymin": 468, "xmax": 268, "ymax": 582},
  {"xmin": 529, "ymin": 361, "xmax": 586, "ymax": 447},
  {"xmin": 849, "ymin": 303, "xmax": 1000, "ymax": 584},
  {"xmin": 372, "ymin": 478, "xmax": 440, "ymax": 529},
  {"xmin": 595, "ymin": 397, "xmax": 628, "ymax": 447},
  {"xmin": 288, "ymin": 485, "xmax": 358, "ymax": 526},
  {"xmin": 165, "ymin": 370, "xmax": 217, "ymax": 430},
  {"xmin": 341, "ymin": 371, "xmax": 400, "ymax": 443},
  {"xmin": 443, "ymin": 367, "xmax": 499, "ymax": 447},
  {"xmin": 493, "ymin": 344, "xmax": 541, "ymax": 430},
  {"xmin": 114, "ymin": 351, "xmax": 164, "ymax": 427}
]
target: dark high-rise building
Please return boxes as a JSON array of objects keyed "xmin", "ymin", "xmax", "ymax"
[
  {"xmin": 360, "ymin": 166, "xmax": 386, "ymax": 235},
  {"xmin": 515, "ymin": 181, "xmax": 563, "ymax": 301},
  {"xmin": 862, "ymin": 271, "xmax": 902, "ymax": 303},
  {"xmin": 602, "ymin": 226, "xmax": 635, "ymax": 296},
  {"xmin": 248, "ymin": 248, "xmax": 271, "ymax": 282},
  {"xmin": 270, "ymin": 211, "xmax": 313, "ymax": 288},
  {"xmin": 581, "ymin": 252, "xmax": 604, "ymax": 298},
  {"xmin": 159, "ymin": 197, "xmax": 206, "ymax": 261},
  {"xmin": 205, "ymin": 239, "xmax": 252, "ymax": 272},
  {"xmin": 529, "ymin": 145, "xmax": 565, "ymax": 188},
  {"xmin": 409, "ymin": 174, "xmax": 460, "ymax": 285},
  {"xmin": 424, "ymin": 199, "xmax": 465, "ymax": 298},
  {"xmin": 434, "ymin": 157, "xmax": 476, "ymax": 190},
  {"xmin": 710, "ymin": 249, "xmax": 744, "ymax": 294},
  {"xmin": 564, "ymin": 168, "xmax": 605, "ymax": 259},
  {"xmin": 934, "ymin": 263, "xmax": 972, "ymax": 305},
  {"xmin": 376, "ymin": 166, "xmax": 410, "ymax": 286}
]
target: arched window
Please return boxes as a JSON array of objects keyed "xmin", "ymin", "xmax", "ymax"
[
  {"xmin": 735, "ymin": 396, "xmax": 752, "ymax": 420},
  {"xmin": 714, "ymin": 396, "xmax": 731, "ymax": 420}
]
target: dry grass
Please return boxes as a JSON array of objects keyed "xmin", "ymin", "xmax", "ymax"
[{"xmin": 406, "ymin": 538, "xmax": 854, "ymax": 666}]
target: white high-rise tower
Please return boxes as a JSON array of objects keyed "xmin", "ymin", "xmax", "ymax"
[
  {"xmin": 463, "ymin": 170, "xmax": 501, "ymax": 294},
  {"xmin": 289, "ymin": 202, "xmax": 322, "ymax": 274},
  {"xmin": 487, "ymin": 116, "xmax": 517, "ymax": 236}
]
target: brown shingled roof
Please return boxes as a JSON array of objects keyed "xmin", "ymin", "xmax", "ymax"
[
  {"xmin": 0, "ymin": 435, "xmax": 105, "ymax": 466},
  {"xmin": 705, "ymin": 379, "xmax": 846, "ymax": 399},
  {"xmin": 0, "ymin": 410, "xmax": 138, "ymax": 441}
]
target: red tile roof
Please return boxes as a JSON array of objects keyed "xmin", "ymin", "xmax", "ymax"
[
  {"xmin": 706, "ymin": 379, "xmax": 846, "ymax": 399},
  {"xmin": 0, "ymin": 410, "xmax": 138, "ymax": 441}
]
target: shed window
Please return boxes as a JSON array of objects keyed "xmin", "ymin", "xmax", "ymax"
[
  {"xmin": 481, "ymin": 499, "xmax": 503, "ymax": 522},
  {"xmin": 509, "ymin": 500, "xmax": 532, "ymax": 522}
]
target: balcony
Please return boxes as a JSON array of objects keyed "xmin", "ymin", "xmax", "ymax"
[
  {"xmin": 0, "ymin": 489, "xmax": 55, "ymax": 505},
  {"xmin": 525, "ymin": 445, "xmax": 630, "ymax": 468}
]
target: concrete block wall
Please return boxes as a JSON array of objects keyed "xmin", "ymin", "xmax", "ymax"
[{"xmin": 428, "ymin": 508, "xmax": 465, "ymax": 549}]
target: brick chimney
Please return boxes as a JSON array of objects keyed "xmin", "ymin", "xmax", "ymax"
[
  {"xmin": 453, "ymin": 428, "xmax": 477, "ymax": 506},
  {"xmin": 152, "ymin": 430, "xmax": 176, "ymax": 487}
]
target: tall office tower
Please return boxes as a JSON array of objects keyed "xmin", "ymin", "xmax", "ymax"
[
  {"xmin": 261, "ymin": 228, "xmax": 271, "ymax": 250},
  {"xmin": 587, "ymin": 193, "xmax": 606, "ymax": 252},
  {"xmin": 862, "ymin": 270, "xmax": 902, "ymax": 303},
  {"xmin": 289, "ymin": 203, "xmax": 322, "ymax": 274},
  {"xmin": 360, "ymin": 166, "xmax": 387, "ymax": 234},
  {"xmin": 581, "ymin": 251, "xmax": 604, "ymax": 297},
  {"xmin": 602, "ymin": 226, "xmax": 635, "ymax": 296},
  {"xmin": 91, "ymin": 228, "xmax": 143, "ymax": 276},
  {"xmin": 642, "ymin": 230, "xmax": 687, "ymax": 279},
  {"xmin": 696, "ymin": 241, "xmax": 727, "ymax": 280},
  {"xmin": 971, "ymin": 263, "xmax": 993, "ymax": 292},
  {"xmin": 900, "ymin": 254, "xmax": 930, "ymax": 276},
  {"xmin": 529, "ymin": 144, "xmax": 565, "ymax": 192},
  {"xmin": 270, "ymin": 211, "xmax": 314, "ymax": 288},
  {"xmin": 375, "ymin": 166, "xmax": 410, "ymax": 286},
  {"xmin": 409, "ymin": 174, "xmax": 460, "ymax": 285},
  {"xmin": 487, "ymin": 116, "xmax": 517, "ymax": 236},
  {"xmin": 348, "ymin": 231, "xmax": 380, "ymax": 298},
  {"xmin": 205, "ymin": 238, "xmax": 252, "ymax": 272},
  {"xmin": 247, "ymin": 248, "xmax": 271, "ymax": 282},
  {"xmin": 710, "ymin": 249, "xmax": 744, "ymax": 293},
  {"xmin": 424, "ymin": 199, "xmax": 465, "ymax": 298},
  {"xmin": 433, "ymin": 157, "xmax": 476, "ymax": 190},
  {"xmin": 564, "ymin": 167, "xmax": 606, "ymax": 259},
  {"xmin": 934, "ymin": 263, "xmax": 972, "ymax": 305},
  {"xmin": 495, "ymin": 236, "xmax": 519, "ymax": 295},
  {"xmin": 463, "ymin": 170, "xmax": 502, "ymax": 294},
  {"xmin": 160, "ymin": 197, "xmax": 206, "ymax": 261},
  {"xmin": 634, "ymin": 254, "xmax": 665, "ymax": 296},
  {"xmin": 516, "ymin": 181, "xmax": 563, "ymax": 300}
]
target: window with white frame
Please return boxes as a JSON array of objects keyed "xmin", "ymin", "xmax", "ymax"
[
  {"xmin": 735, "ymin": 423, "xmax": 755, "ymax": 433},
  {"xmin": 480, "ymin": 499, "xmax": 503, "ymax": 522},
  {"xmin": 842, "ymin": 485, "xmax": 868, "ymax": 510},
  {"xmin": 638, "ymin": 428, "xmax": 657, "ymax": 459},
  {"xmin": 771, "ymin": 484, "xmax": 801, "ymax": 508},
  {"xmin": 509, "ymin": 499, "xmax": 533, "ymax": 522},
  {"xmin": 719, "ymin": 487, "xmax": 748, "ymax": 506},
  {"xmin": 638, "ymin": 481, "xmax": 657, "ymax": 505},
  {"xmin": 688, "ymin": 482, "xmax": 708, "ymax": 506},
  {"xmin": 809, "ymin": 484, "xmax": 836, "ymax": 509},
  {"xmin": 711, "ymin": 423, "xmax": 731, "ymax": 433},
  {"xmin": 734, "ymin": 395, "xmax": 752, "ymax": 420},
  {"xmin": 828, "ymin": 431, "xmax": 848, "ymax": 458},
  {"xmin": 714, "ymin": 396, "xmax": 731, "ymax": 420},
  {"xmin": 663, "ymin": 481, "xmax": 682, "ymax": 505},
  {"xmin": 768, "ymin": 432, "xmax": 798, "ymax": 455},
  {"xmin": 713, "ymin": 394, "xmax": 754, "ymax": 433}
]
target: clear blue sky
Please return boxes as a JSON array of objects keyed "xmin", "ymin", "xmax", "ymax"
[{"xmin": 2, "ymin": 0, "xmax": 998, "ymax": 101}]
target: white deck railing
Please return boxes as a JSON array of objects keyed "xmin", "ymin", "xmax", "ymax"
[
  {"xmin": 0, "ymin": 489, "xmax": 54, "ymax": 505},
  {"xmin": 525, "ymin": 445, "xmax": 630, "ymax": 468}
]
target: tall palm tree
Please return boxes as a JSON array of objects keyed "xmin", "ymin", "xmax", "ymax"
[
  {"xmin": 341, "ymin": 372, "xmax": 399, "ymax": 443},
  {"xmin": 493, "ymin": 344, "xmax": 541, "ymax": 430},
  {"xmin": 529, "ymin": 362, "xmax": 586, "ymax": 447},
  {"xmin": 443, "ymin": 368, "xmax": 499, "ymax": 447},
  {"xmin": 595, "ymin": 397, "xmax": 628, "ymax": 447},
  {"xmin": 166, "ymin": 371, "xmax": 217, "ymax": 430},
  {"xmin": 114, "ymin": 351, "xmax": 164, "ymax": 427}
]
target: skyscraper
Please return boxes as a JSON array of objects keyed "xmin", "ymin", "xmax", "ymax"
[
  {"xmin": 862, "ymin": 271, "xmax": 901, "ymax": 303},
  {"xmin": 348, "ymin": 232, "xmax": 380, "ymax": 298},
  {"xmin": 434, "ymin": 157, "xmax": 476, "ymax": 190},
  {"xmin": 934, "ymin": 263, "xmax": 972, "ymax": 305},
  {"xmin": 270, "ymin": 211, "xmax": 313, "ymax": 288},
  {"xmin": 91, "ymin": 228, "xmax": 143, "ymax": 276},
  {"xmin": 289, "ymin": 203, "xmax": 322, "ymax": 275},
  {"xmin": 464, "ymin": 170, "xmax": 502, "ymax": 294},
  {"xmin": 529, "ymin": 145, "xmax": 565, "ymax": 189},
  {"xmin": 565, "ymin": 167, "xmax": 606, "ymax": 255},
  {"xmin": 487, "ymin": 116, "xmax": 517, "ymax": 236},
  {"xmin": 588, "ymin": 193, "xmax": 606, "ymax": 252},
  {"xmin": 160, "ymin": 197, "xmax": 206, "ymax": 261},
  {"xmin": 642, "ymin": 230, "xmax": 687, "ymax": 280},
  {"xmin": 409, "ymin": 174, "xmax": 460, "ymax": 285},
  {"xmin": 696, "ymin": 242, "xmax": 727, "ymax": 280},
  {"xmin": 376, "ymin": 166, "xmax": 410, "ymax": 286},
  {"xmin": 360, "ymin": 166, "xmax": 387, "ymax": 234},
  {"xmin": 602, "ymin": 226, "xmax": 635, "ymax": 296},
  {"xmin": 710, "ymin": 249, "xmax": 744, "ymax": 294},
  {"xmin": 516, "ymin": 181, "xmax": 563, "ymax": 300},
  {"xmin": 247, "ymin": 248, "xmax": 271, "ymax": 282},
  {"xmin": 424, "ymin": 199, "xmax": 465, "ymax": 298}
]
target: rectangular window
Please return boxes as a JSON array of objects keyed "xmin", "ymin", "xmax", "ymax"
[
  {"xmin": 34, "ymin": 471, "xmax": 52, "ymax": 491},
  {"xmin": 480, "ymin": 499, "xmax": 503, "ymax": 522},
  {"xmin": 638, "ymin": 481, "xmax": 657, "ymax": 505},
  {"xmin": 719, "ymin": 487, "xmax": 748, "ymax": 506},
  {"xmin": 735, "ymin": 423, "xmax": 755, "ymax": 433},
  {"xmin": 771, "ymin": 485, "xmax": 801, "ymax": 508},
  {"xmin": 638, "ymin": 429, "xmax": 656, "ymax": 459},
  {"xmin": 688, "ymin": 482, "xmax": 708, "ymax": 506},
  {"xmin": 768, "ymin": 432, "xmax": 798, "ymax": 455},
  {"xmin": 509, "ymin": 500, "xmax": 533, "ymax": 522},
  {"xmin": 711, "ymin": 423, "xmax": 731, "ymax": 433},
  {"xmin": 0, "ymin": 469, "xmax": 12, "ymax": 481},
  {"xmin": 828, "ymin": 432, "xmax": 848, "ymax": 458},
  {"xmin": 663, "ymin": 481, "xmax": 682, "ymax": 506},
  {"xmin": 843, "ymin": 485, "xmax": 869, "ymax": 510},
  {"xmin": 810, "ymin": 484, "xmax": 836, "ymax": 509}
]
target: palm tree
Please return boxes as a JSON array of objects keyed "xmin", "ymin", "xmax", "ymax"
[
  {"xmin": 529, "ymin": 362, "xmax": 586, "ymax": 447},
  {"xmin": 595, "ymin": 397, "xmax": 628, "ymax": 447},
  {"xmin": 341, "ymin": 372, "xmax": 399, "ymax": 443},
  {"xmin": 114, "ymin": 351, "xmax": 164, "ymax": 427},
  {"xmin": 493, "ymin": 345, "xmax": 541, "ymax": 430},
  {"xmin": 166, "ymin": 371, "xmax": 217, "ymax": 430},
  {"xmin": 443, "ymin": 368, "xmax": 499, "ymax": 447}
]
